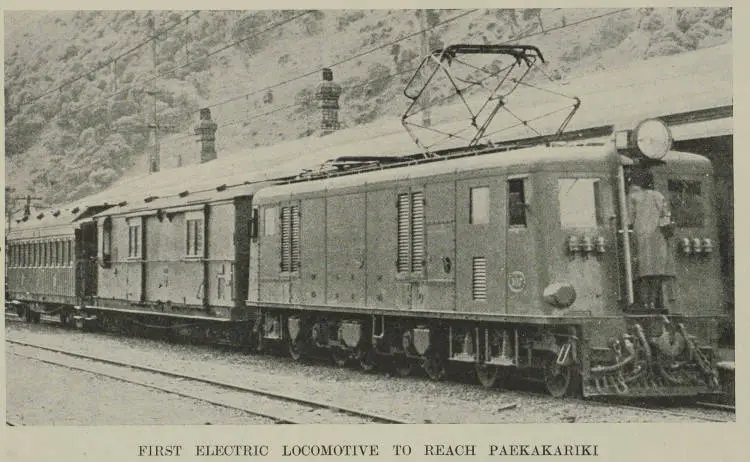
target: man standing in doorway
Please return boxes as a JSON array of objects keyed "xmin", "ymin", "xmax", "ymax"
[{"xmin": 628, "ymin": 169, "xmax": 675, "ymax": 310}]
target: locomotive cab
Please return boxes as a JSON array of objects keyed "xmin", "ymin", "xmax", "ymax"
[{"xmin": 571, "ymin": 120, "xmax": 724, "ymax": 397}]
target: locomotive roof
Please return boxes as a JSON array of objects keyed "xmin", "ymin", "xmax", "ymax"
[{"xmin": 253, "ymin": 146, "xmax": 712, "ymax": 203}]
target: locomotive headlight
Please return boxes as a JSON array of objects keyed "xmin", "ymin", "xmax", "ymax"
[{"xmin": 633, "ymin": 119, "xmax": 672, "ymax": 160}]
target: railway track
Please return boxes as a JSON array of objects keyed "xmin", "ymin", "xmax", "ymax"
[
  {"xmin": 6, "ymin": 320, "xmax": 734, "ymax": 423},
  {"xmin": 6, "ymin": 339, "xmax": 411, "ymax": 425},
  {"xmin": 595, "ymin": 399, "xmax": 734, "ymax": 422}
]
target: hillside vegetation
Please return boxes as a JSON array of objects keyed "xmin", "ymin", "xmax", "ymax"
[{"xmin": 4, "ymin": 8, "xmax": 732, "ymax": 206}]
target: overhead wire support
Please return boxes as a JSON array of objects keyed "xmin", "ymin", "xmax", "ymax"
[{"xmin": 162, "ymin": 8, "xmax": 614, "ymax": 152}]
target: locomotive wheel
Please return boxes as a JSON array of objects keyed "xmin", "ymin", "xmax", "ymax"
[
  {"xmin": 393, "ymin": 359, "xmax": 414, "ymax": 378},
  {"xmin": 543, "ymin": 358, "xmax": 573, "ymax": 398},
  {"xmin": 60, "ymin": 312, "xmax": 73, "ymax": 327},
  {"xmin": 475, "ymin": 364, "xmax": 500, "ymax": 389},
  {"xmin": 422, "ymin": 350, "xmax": 446, "ymax": 381},
  {"xmin": 288, "ymin": 341, "xmax": 304, "ymax": 361},
  {"xmin": 332, "ymin": 349, "xmax": 350, "ymax": 367},
  {"xmin": 357, "ymin": 347, "xmax": 377, "ymax": 373}
]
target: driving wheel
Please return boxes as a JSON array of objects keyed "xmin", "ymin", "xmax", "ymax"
[
  {"xmin": 332, "ymin": 349, "xmax": 350, "ymax": 367},
  {"xmin": 422, "ymin": 350, "xmax": 446, "ymax": 381},
  {"xmin": 288, "ymin": 340, "xmax": 303, "ymax": 361},
  {"xmin": 357, "ymin": 347, "xmax": 377, "ymax": 372},
  {"xmin": 475, "ymin": 363, "xmax": 500, "ymax": 388},
  {"xmin": 543, "ymin": 358, "xmax": 573, "ymax": 398}
]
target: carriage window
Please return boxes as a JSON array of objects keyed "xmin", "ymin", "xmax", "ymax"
[
  {"xmin": 101, "ymin": 217, "xmax": 112, "ymax": 266},
  {"xmin": 558, "ymin": 179, "xmax": 601, "ymax": 228},
  {"xmin": 62, "ymin": 240, "xmax": 68, "ymax": 267},
  {"xmin": 668, "ymin": 180, "xmax": 704, "ymax": 228},
  {"xmin": 508, "ymin": 178, "xmax": 527, "ymax": 227},
  {"xmin": 470, "ymin": 187, "xmax": 490, "ymax": 225},
  {"xmin": 186, "ymin": 218, "xmax": 204, "ymax": 257},
  {"xmin": 264, "ymin": 207, "xmax": 277, "ymax": 236},
  {"xmin": 128, "ymin": 224, "xmax": 141, "ymax": 258}
]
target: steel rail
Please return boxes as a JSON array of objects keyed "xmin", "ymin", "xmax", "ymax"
[{"xmin": 6, "ymin": 339, "xmax": 411, "ymax": 424}]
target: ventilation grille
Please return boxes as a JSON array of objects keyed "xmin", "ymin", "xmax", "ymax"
[
  {"xmin": 472, "ymin": 257, "xmax": 487, "ymax": 301},
  {"xmin": 281, "ymin": 207, "xmax": 291, "ymax": 272},
  {"xmin": 290, "ymin": 205, "xmax": 300, "ymax": 271},
  {"xmin": 411, "ymin": 192, "xmax": 425, "ymax": 272},
  {"xmin": 397, "ymin": 194, "xmax": 410, "ymax": 272}
]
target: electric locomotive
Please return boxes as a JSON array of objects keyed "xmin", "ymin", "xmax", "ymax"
[
  {"xmin": 248, "ymin": 120, "xmax": 723, "ymax": 398},
  {"xmin": 4, "ymin": 44, "xmax": 727, "ymax": 399}
]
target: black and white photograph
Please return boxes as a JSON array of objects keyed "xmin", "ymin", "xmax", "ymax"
[{"xmin": 2, "ymin": 4, "xmax": 740, "ymax": 460}]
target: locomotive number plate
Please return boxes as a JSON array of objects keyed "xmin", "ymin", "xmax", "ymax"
[{"xmin": 508, "ymin": 271, "xmax": 526, "ymax": 293}]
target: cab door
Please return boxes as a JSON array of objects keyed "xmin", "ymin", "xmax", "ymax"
[{"xmin": 456, "ymin": 176, "xmax": 506, "ymax": 314}]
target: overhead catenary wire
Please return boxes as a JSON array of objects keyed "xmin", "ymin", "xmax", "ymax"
[
  {"xmin": 31, "ymin": 10, "xmax": 316, "ymax": 126},
  {"xmin": 16, "ymin": 11, "xmax": 201, "ymax": 108},
  {"xmin": 160, "ymin": 8, "xmax": 626, "ymax": 149}
]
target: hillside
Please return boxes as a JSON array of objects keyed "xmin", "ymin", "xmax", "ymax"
[{"xmin": 4, "ymin": 8, "xmax": 732, "ymax": 206}]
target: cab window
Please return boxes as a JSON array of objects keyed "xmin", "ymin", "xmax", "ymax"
[
  {"xmin": 558, "ymin": 178, "xmax": 601, "ymax": 228},
  {"xmin": 668, "ymin": 179, "xmax": 704, "ymax": 228}
]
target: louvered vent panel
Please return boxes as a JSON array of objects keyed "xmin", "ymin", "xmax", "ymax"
[
  {"xmin": 411, "ymin": 192, "xmax": 425, "ymax": 272},
  {"xmin": 281, "ymin": 206, "xmax": 291, "ymax": 272},
  {"xmin": 472, "ymin": 257, "xmax": 487, "ymax": 301},
  {"xmin": 290, "ymin": 205, "xmax": 300, "ymax": 271},
  {"xmin": 397, "ymin": 194, "xmax": 410, "ymax": 272}
]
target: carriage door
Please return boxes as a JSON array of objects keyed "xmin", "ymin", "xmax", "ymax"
[
  {"xmin": 456, "ymin": 177, "xmax": 506, "ymax": 314},
  {"xmin": 76, "ymin": 222, "xmax": 99, "ymax": 301}
]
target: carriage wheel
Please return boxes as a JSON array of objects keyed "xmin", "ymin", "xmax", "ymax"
[
  {"xmin": 332, "ymin": 349, "xmax": 350, "ymax": 367},
  {"xmin": 475, "ymin": 363, "xmax": 500, "ymax": 389},
  {"xmin": 543, "ymin": 357, "xmax": 573, "ymax": 398},
  {"xmin": 422, "ymin": 350, "xmax": 446, "ymax": 381},
  {"xmin": 357, "ymin": 347, "xmax": 377, "ymax": 373}
]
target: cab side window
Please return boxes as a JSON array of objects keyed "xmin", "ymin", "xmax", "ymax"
[
  {"xmin": 508, "ymin": 178, "xmax": 527, "ymax": 227},
  {"xmin": 558, "ymin": 178, "xmax": 601, "ymax": 228},
  {"xmin": 668, "ymin": 179, "xmax": 704, "ymax": 228}
]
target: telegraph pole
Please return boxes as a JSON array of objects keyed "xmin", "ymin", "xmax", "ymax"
[{"xmin": 5, "ymin": 188, "xmax": 44, "ymax": 234}]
